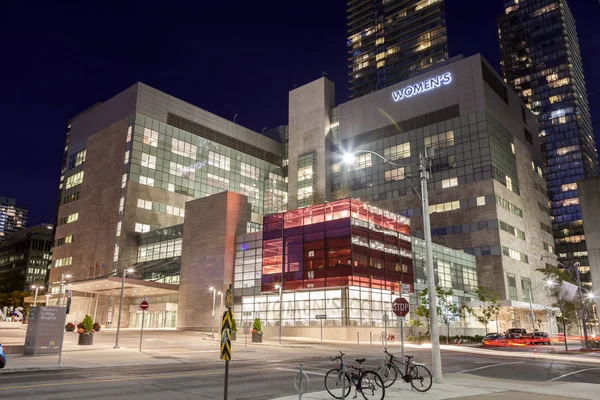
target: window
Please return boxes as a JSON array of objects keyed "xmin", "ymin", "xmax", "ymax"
[
  {"xmin": 511, "ymin": 143, "xmax": 515, "ymax": 154},
  {"xmin": 113, "ymin": 244, "xmax": 119, "ymax": 262},
  {"xmin": 207, "ymin": 174, "xmax": 229, "ymax": 190},
  {"xmin": 476, "ymin": 196, "xmax": 486, "ymax": 206},
  {"xmin": 521, "ymin": 278, "xmax": 532, "ymax": 302},
  {"xmin": 58, "ymin": 212, "xmax": 79, "ymax": 226},
  {"xmin": 65, "ymin": 171, "xmax": 84, "ymax": 189},
  {"xmin": 208, "ymin": 151, "xmax": 230, "ymax": 171},
  {"xmin": 168, "ymin": 183, "xmax": 175, "ymax": 192},
  {"xmin": 135, "ymin": 223, "xmax": 151, "ymax": 233},
  {"xmin": 171, "ymin": 138, "xmax": 197, "ymax": 158},
  {"xmin": 118, "ymin": 197, "xmax": 124, "ymax": 213},
  {"xmin": 116, "ymin": 221, "xmax": 122, "ymax": 237},
  {"xmin": 502, "ymin": 246, "xmax": 528, "ymax": 263},
  {"xmin": 170, "ymin": 162, "xmax": 195, "ymax": 179},
  {"xmin": 561, "ymin": 183, "xmax": 577, "ymax": 192},
  {"xmin": 428, "ymin": 200, "xmax": 459, "ymax": 214},
  {"xmin": 137, "ymin": 199, "xmax": 152, "ymax": 210},
  {"xmin": 331, "ymin": 163, "xmax": 341, "ymax": 173},
  {"xmin": 240, "ymin": 183, "xmax": 259, "ymax": 199},
  {"xmin": 556, "ymin": 145, "xmax": 578, "ymax": 156},
  {"xmin": 141, "ymin": 153, "xmax": 156, "ymax": 169},
  {"xmin": 425, "ymin": 131, "xmax": 454, "ymax": 149},
  {"xmin": 139, "ymin": 176, "xmax": 154, "ymax": 187},
  {"xmin": 143, "ymin": 128, "xmax": 158, "ymax": 147},
  {"xmin": 505, "ymin": 175, "xmax": 513, "ymax": 192},
  {"xmin": 507, "ymin": 273, "xmax": 518, "ymax": 301},
  {"xmin": 55, "ymin": 257, "xmax": 72, "ymax": 268},
  {"xmin": 126, "ymin": 126, "xmax": 132, "ymax": 142},
  {"xmin": 297, "ymin": 165, "xmax": 313, "ymax": 181},
  {"xmin": 547, "ymin": 78, "xmax": 569, "ymax": 89},
  {"xmin": 68, "ymin": 149, "xmax": 87, "ymax": 169},
  {"xmin": 241, "ymin": 163, "xmax": 260, "ymax": 180},
  {"xmin": 499, "ymin": 220, "xmax": 526, "ymax": 240},
  {"xmin": 55, "ymin": 235, "xmax": 74, "ymax": 246},
  {"xmin": 298, "ymin": 186, "xmax": 313, "ymax": 200},
  {"xmin": 383, "ymin": 143, "xmax": 410, "ymax": 159},
  {"xmin": 384, "ymin": 167, "xmax": 405, "ymax": 182},
  {"xmin": 124, "ymin": 151, "xmax": 130, "ymax": 165},
  {"xmin": 62, "ymin": 192, "xmax": 80, "ymax": 205},
  {"xmin": 349, "ymin": 153, "xmax": 372, "ymax": 171},
  {"xmin": 543, "ymin": 242, "xmax": 554, "ymax": 253},
  {"xmin": 441, "ymin": 178, "xmax": 458, "ymax": 188}
]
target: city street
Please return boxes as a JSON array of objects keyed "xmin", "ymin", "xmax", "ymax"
[{"xmin": 2, "ymin": 330, "xmax": 600, "ymax": 399}]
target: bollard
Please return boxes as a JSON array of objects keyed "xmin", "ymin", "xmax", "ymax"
[
  {"xmin": 299, "ymin": 363, "xmax": 304, "ymax": 400},
  {"xmin": 295, "ymin": 362, "xmax": 309, "ymax": 399},
  {"xmin": 370, "ymin": 331, "xmax": 372, "ymax": 346},
  {"xmin": 357, "ymin": 331, "xmax": 360, "ymax": 346}
]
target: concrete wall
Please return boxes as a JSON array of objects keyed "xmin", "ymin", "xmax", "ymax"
[
  {"xmin": 578, "ymin": 176, "xmax": 600, "ymax": 323},
  {"xmin": 177, "ymin": 191, "xmax": 251, "ymax": 330}
]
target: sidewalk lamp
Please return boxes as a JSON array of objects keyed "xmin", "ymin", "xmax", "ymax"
[
  {"xmin": 30, "ymin": 285, "xmax": 42, "ymax": 306},
  {"xmin": 114, "ymin": 268, "xmax": 135, "ymax": 349},
  {"xmin": 45, "ymin": 294, "xmax": 52, "ymax": 305},
  {"xmin": 218, "ymin": 291, "xmax": 223, "ymax": 319},
  {"xmin": 343, "ymin": 147, "xmax": 443, "ymax": 383},
  {"xmin": 210, "ymin": 287, "xmax": 217, "ymax": 339},
  {"xmin": 275, "ymin": 284, "xmax": 283, "ymax": 345},
  {"xmin": 57, "ymin": 273, "xmax": 72, "ymax": 306}
]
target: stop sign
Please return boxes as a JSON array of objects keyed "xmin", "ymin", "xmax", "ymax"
[
  {"xmin": 139, "ymin": 300, "xmax": 150, "ymax": 311},
  {"xmin": 392, "ymin": 297, "xmax": 409, "ymax": 317}
]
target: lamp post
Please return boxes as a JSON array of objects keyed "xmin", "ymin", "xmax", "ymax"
[
  {"xmin": 45, "ymin": 294, "xmax": 52, "ymax": 305},
  {"xmin": 114, "ymin": 268, "xmax": 134, "ymax": 349},
  {"xmin": 31, "ymin": 285, "xmax": 41, "ymax": 306},
  {"xmin": 210, "ymin": 287, "xmax": 216, "ymax": 339},
  {"xmin": 343, "ymin": 148, "xmax": 442, "ymax": 383},
  {"xmin": 275, "ymin": 284, "xmax": 283, "ymax": 345},
  {"xmin": 57, "ymin": 273, "xmax": 72, "ymax": 307},
  {"xmin": 219, "ymin": 291, "xmax": 223, "ymax": 319},
  {"xmin": 528, "ymin": 279, "xmax": 555, "ymax": 334}
]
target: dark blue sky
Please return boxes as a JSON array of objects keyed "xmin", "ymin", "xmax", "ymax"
[{"xmin": 1, "ymin": 0, "xmax": 599, "ymax": 225}]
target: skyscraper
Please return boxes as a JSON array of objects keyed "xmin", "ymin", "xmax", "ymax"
[
  {"xmin": 347, "ymin": 0, "xmax": 448, "ymax": 99},
  {"xmin": 0, "ymin": 197, "xmax": 27, "ymax": 243},
  {"xmin": 498, "ymin": 0, "xmax": 599, "ymax": 280}
]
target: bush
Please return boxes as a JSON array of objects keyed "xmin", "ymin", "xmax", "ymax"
[
  {"xmin": 231, "ymin": 318, "xmax": 237, "ymax": 332},
  {"xmin": 93, "ymin": 322, "xmax": 101, "ymax": 332},
  {"xmin": 65, "ymin": 323, "xmax": 76, "ymax": 332},
  {"xmin": 81, "ymin": 315, "xmax": 94, "ymax": 334},
  {"xmin": 252, "ymin": 318, "xmax": 263, "ymax": 334}
]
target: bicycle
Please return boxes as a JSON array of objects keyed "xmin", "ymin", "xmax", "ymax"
[
  {"xmin": 324, "ymin": 351, "xmax": 385, "ymax": 400},
  {"xmin": 380, "ymin": 332, "xmax": 395, "ymax": 343},
  {"xmin": 378, "ymin": 348, "xmax": 432, "ymax": 392}
]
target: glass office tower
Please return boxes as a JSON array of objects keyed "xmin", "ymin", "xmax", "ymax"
[
  {"xmin": 498, "ymin": 0, "xmax": 599, "ymax": 279},
  {"xmin": 347, "ymin": 0, "xmax": 448, "ymax": 99},
  {"xmin": 0, "ymin": 197, "xmax": 27, "ymax": 243}
]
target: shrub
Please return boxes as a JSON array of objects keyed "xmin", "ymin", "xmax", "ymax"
[
  {"xmin": 65, "ymin": 323, "xmax": 76, "ymax": 332},
  {"xmin": 81, "ymin": 315, "xmax": 94, "ymax": 334},
  {"xmin": 93, "ymin": 322, "xmax": 101, "ymax": 332},
  {"xmin": 252, "ymin": 318, "xmax": 263, "ymax": 334}
]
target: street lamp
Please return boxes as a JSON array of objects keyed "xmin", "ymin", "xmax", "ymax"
[
  {"xmin": 57, "ymin": 273, "xmax": 72, "ymax": 306},
  {"xmin": 218, "ymin": 291, "xmax": 223, "ymax": 319},
  {"xmin": 343, "ymin": 148, "xmax": 443, "ymax": 383},
  {"xmin": 30, "ymin": 285, "xmax": 42, "ymax": 306},
  {"xmin": 210, "ymin": 287, "xmax": 217, "ymax": 339},
  {"xmin": 275, "ymin": 284, "xmax": 283, "ymax": 345},
  {"xmin": 45, "ymin": 294, "xmax": 52, "ymax": 305},
  {"xmin": 528, "ymin": 280, "xmax": 555, "ymax": 335},
  {"xmin": 114, "ymin": 268, "xmax": 134, "ymax": 349}
]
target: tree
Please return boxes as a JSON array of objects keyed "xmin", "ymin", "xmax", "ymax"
[
  {"xmin": 415, "ymin": 286, "xmax": 461, "ymax": 343},
  {"xmin": 332, "ymin": 187, "xmax": 352, "ymax": 200},
  {"xmin": 465, "ymin": 286, "xmax": 500, "ymax": 334},
  {"xmin": 537, "ymin": 265, "xmax": 580, "ymax": 351}
]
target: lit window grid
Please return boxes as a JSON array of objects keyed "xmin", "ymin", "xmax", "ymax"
[
  {"xmin": 137, "ymin": 238, "xmax": 182, "ymax": 263},
  {"xmin": 128, "ymin": 114, "xmax": 284, "ymax": 216}
]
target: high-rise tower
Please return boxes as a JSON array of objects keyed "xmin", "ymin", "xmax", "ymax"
[
  {"xmin": 498, "ymin": 0, "xmax": 599, "ymax": 281},
  {"xmin": 347, "ymin": 0, "xmax": 448, "ymax": 99}
]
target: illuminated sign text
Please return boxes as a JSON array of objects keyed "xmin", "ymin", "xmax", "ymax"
[{"xmin": 391, "ymin": 72, "xmax": 452, "ymax": 102}]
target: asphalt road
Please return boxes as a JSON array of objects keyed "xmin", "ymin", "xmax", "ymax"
[{"xmin": 1, "ymin": 344, "xmax": 600, "ymax": 399}]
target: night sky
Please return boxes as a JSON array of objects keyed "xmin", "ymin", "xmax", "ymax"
[{"xmin": 1, "ymin": 1, "xmax": 599, "ymax": 225}]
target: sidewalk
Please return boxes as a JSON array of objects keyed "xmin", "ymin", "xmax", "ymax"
[{"xmin": 273, "ymin": 375, "xmax": 600, "ymax": 400}]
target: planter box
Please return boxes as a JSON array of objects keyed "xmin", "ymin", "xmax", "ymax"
[
  {"xmin": 78, "ymin": 333, "xmax": 94, "ymax": 346},
  {"xmin": 252, "ymin": 333, "xmax": 262, "ymax": 343}
]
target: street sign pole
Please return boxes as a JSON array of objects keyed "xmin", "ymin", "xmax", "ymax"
[
  {"xmin": 139, "ymin": 298, "xmax": 149, "ymax": 352},
  {"xmin": 398, "ymin": 316, "xmax": 405, "ymax": 361},
  {"xmin": 320, "ymin": 318, "xmax": 323, "ymax": 344},
  {"xmin": 222, "ymin": 285, "xmax": 233, "ymax": 400}
]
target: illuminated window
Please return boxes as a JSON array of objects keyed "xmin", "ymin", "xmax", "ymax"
[
  {"xmin": 124, "ymin": 151, "xmax": 130, "ymax": 165},
  {"xmin": 573, "ymin": 251, "xmax": 588, "ymax": 258},
  {"xmin": 171, "ymin": 138, "xmax": 197, "ymax": 158},
  {"xmin": 534, "ymin": 3, "xmax": 558, "ymax": 16},
  {"xmin": 522, "ymin": 89, "xmax": 532, "ymax": 97},
  {"xmin": 119, "ymin": 197, "xmax": 124, "ymax": 213},
  {"xmin": 331, "ymin": 163, "xmax": 341, "ymax": 173},
  {"xmin": 240, "ymin": 183, "xmax": 260, "ymax": 199},
  {"xmin": 65, "ymin": 171, "xmax": 84, "ymax": 189},
  {"xmin": 384, "ymin": 143, "xmax": 410, "ymax": 159},
  {"xmin": 424, "ymin": 131, "xmax": 454, "ymax": 149},
  {"xmin": 384, "ymin": 168, "xmax": 405, "ymax": 182},
  {"xmin": 139, "ymin": 176, "xmax": 154, "ymax": 187},
  {"xmin": 505, "ymin": 175, "xmax": 513, "ymax": 192},
  {"xmin": 561, "ymin": 183, "xmax": 577, "ymax": 192},
  {"xmin": 113, "ymin": 244, "xmax": 119, "ymax": 262},
  {"xmin": 557, "ymin": 235, "xmax": 585, "ymax": 244},
  {"xmin": 549, "ymin": 94, "xmax": 565, "ymax": 104},
  {"xmin": 511, "ymin": 143, "xmax": 515, "ymax": 154},
  {"xmin": 429, "ymin": 200, "xmax": 460, "ymax": 214},
  {"xmin": 207, "ymin": 174, "xmax": 229, "ymax": 190},
  {"xmin": 546, "ymin": 73, "xmax": 558, "ymax": 82},
  {"xmin": 298, "ymin": 186, "xmax": 313, "ymax": 200},
  {"xmin": 126, "ymin": 126, "xmax": 132, "ymax": 142},
  {"xmin": 208, "ymin": 151, "xmax": 230, "ymax": 171},
  {"xmin": 55, "ymin": 257, "xmax": 73, "ymax": 268},
  {"xmin": 135, "ymin": 223, "xmax": 151, "ymax": 233},
  {"xmin": 502, "ymin": 246, "xmax": 528, "ymax": 263},
  {"xmin": 375, "ymin": 37, "xmax": 385, "ymax": 45},
  {"xmin": 559, "ymin": 198, "xmax": 579, "ymax": 207},
  {"xmin": 548, "ymin": 78, "xmax": 569, "ymax": 89},
  {"xmin": 476, "ymin": 196, "xmax": 486, "ymax": 206},
  {"xmin": 543, "ymin": 242, "xmax": 554, "ymax": 253},
  {"xmin": 376, "ymin": 52, "xmax": 385, "ymax": 61},
  {"xmin": 116, "ymin": 221, "xmax": 122, "ymax": 237},
  {"xmin": 141, "ymin": 153, "xmax": 156, "ymax": 169},
  {"xmin": 441, "ymin": 178, "xmax": 458, "ymax": 189},
  {"xmin": 68, "ymin": 149, "xmax": 87, "ymax": 168},
  {"xmin": 349, "ymin": 153, "xmax": 372, "ymax": 171},
  {"xmin": 137, "ymin": 199, "xmax": 152, "ymax": 210},
  {"xmin": 57, "ymin": 212, "xmax": 79, "ymax": 226},
  {"xmin": 168, "ymin": 183, "xmax": 175, "ymax": 192},
  {"xmin": 143, "ymin": 128, "xmax": 158, "ymax": 147},
  {"xmin": 557, "ymin": 145, "xmax": 578, "ymax": 155},
  {"xmin": 330, "ymin": 121, "xmax": 339, "ymax": 129},
  {"xmin": 121, "ymin": 173, "xmax": 127, "ymax": 188},
  {"xmin": 241, "ymin": 163, "xmax": 260, "ymax": 180}
]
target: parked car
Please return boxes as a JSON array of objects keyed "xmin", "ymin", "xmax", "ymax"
[
  {"xmin": 0, "ymin": 342, "xmax": 6, "ymax": 369},
  {"xmin": 482, "ymin": 333, "xmax": 505, "ymax": 346},
  {"xmin": 505, "ymin": 328, "xmax": 533, "ymax": 340},
  {"xmin": 533, "ymin": 331, "xmax": 551, "ymax": 345}
]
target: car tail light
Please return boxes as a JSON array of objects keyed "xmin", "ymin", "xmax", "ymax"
[{"xmin": 1, "ymin": 344, "xmax": 5, "ymax": 353}]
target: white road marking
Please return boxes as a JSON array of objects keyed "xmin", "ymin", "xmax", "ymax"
[
  {"xmin": 548, "ymin": 367, "xmax": 600, "ymax": 382},
  {"xmin": 457, "ymin": 361, "xmax": 524, "ymax": 374},
  {"xmin": 275, "ymin": 367, "xmax": 327, "ymax": 376}
]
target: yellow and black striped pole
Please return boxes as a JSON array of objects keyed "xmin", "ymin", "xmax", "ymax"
[{"xmin": 221, "ymin": 285, "xmax": 233, "ymax": 399}]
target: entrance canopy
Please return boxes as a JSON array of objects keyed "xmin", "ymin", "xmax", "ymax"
[{"xmin": 67, "ymin": 276, "xmax": 178, "ymax": 298}]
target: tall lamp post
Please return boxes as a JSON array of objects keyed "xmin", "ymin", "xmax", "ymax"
[
  {"xmin": 219, "ymin": 291, "xmax": 224, "ymax": 319},
  {"xmin": 210, "ymin": 287, "xmax": 217, "ymax": 339},
  {"xmin": 31, "ymin": 285, "xmax": 42, "ymax": 306},
  {"xmin": 114, "ymin": 268, "xmax": 134, "ymax": 349},
  {"xmin": 57, "ymin": 273, "xmax": 72, "ymax": 307},
  {"xmin": 343, "ymin": 148, "xmax": 443, "ymax": 383},
  {"xmin": 45, "ymin": 294, "xmax": 52, "ymax": 305},
  {"xmin": 527, "ymin": 279, "xmax": 556, "ymax": 335},
  {"xmin": 275, "ymin": 284, "xmax": 283, "ymax": 345}
]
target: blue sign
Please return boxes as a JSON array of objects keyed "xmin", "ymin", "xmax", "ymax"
[{"xmin": 391, "ymin": 72, "xmax": 452, "ymax": 102}]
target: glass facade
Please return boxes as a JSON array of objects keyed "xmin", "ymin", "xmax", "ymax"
[
  {"xmin": 0, "ymin": 197, "xmax": 27, "ymax": 243},
  {"xmin": 347, "ymin": 0, "xmax": 448, "ymax": 99},
  {"xmin": 498, "ymin": 0, "xmax": 599, "ymax": 274}
]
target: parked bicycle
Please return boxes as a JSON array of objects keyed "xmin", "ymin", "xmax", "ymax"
[
  {"xmin": 380, "ymin": 332, "xmax": 395, "ymax": 343},
  {"xmin": 378, "ymin": 348, "xmax": 432, "ymax": 392},
  {"xmin": 324, "ymin": 351, "xmax": 385, "ymax": 400}
]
